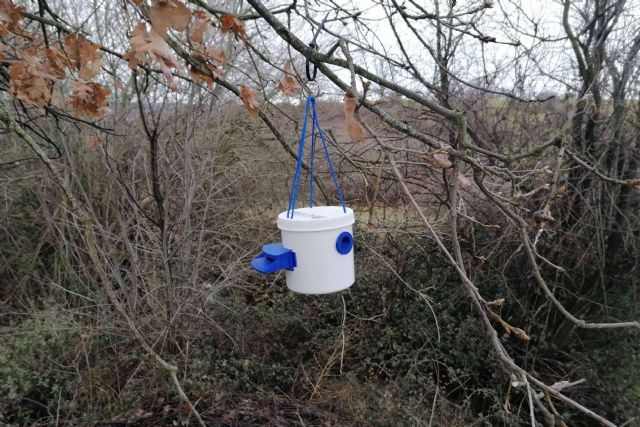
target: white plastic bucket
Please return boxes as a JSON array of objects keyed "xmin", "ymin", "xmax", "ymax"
[{"xmin": 277, "ymin": 206, "xmax": 355, "ymax": 294}]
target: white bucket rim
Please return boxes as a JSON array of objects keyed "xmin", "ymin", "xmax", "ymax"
[{"xmin": 277, "ymin": 206, "xmax": 354, "ymax": 232}]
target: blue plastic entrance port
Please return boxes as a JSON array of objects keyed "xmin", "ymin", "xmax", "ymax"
[
  {"xmin": 336, "ymin": 231, "xmax": 353, "ymax": 255},
  {"xmin": 251, "ymin": 243, "xmax": 297, "ymax": 274}
]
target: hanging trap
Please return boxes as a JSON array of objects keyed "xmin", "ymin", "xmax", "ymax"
[{"xmin": 251, "ymin": 96, "xmax": 355, "ymax": 294}]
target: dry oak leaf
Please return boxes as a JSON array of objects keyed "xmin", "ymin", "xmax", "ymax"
[
  {"xmin": 490, "ymin": 311, "xmax": 530, "ymax": 341},
  {"xmin": 432, "ymin": 153, "xmax": 453, "ymax": 169},
  {"xmin": 456, "ymin": 172, "xmax": 474, "ymax": 190},
  {"xmin": 89, "ymin": 135, "xmax": 103, "ymax": 150},
  {"xmin": 0, "ymin": 0, "xmax": 23, "ymax": 32},
  {"xmin": 627, "ymin": 178, "xmax": 640, "ymax": 191},
  {"xmin": 278, "ymin": 74, "xmax": 299, "ymax": 96},
  {"xmin": 64, "ymin": 34, "xmax": 102, "ymax": 80},
  {"xmin": 9, "ymin": 56, "xmax": 57, "ymax": 107},
  {"xmin": 445, "ymin": 169, "xmax": 474, "ymax": 191},
  {"xmin": 189, "ymin": 67, "xmax": 214, "ymax": 88},
  {"xmin": 125, "ymin": 22, "xmax": 182, "ymax": 91},
  {"xmin": 239, "ymin": 84, "xmax": 259, "ymax": 118},
  {"xmin": 149, "ymin": 0, "xmax": 191, "ymax": 38},
  {"xmin": 510, "ymin": 327, "xmax": 530, "ymax": 341},
  {"xmin": 189, "ymin": 10, "xmax": 209, "ymax": 46},
  {"xmin": 69, "ymin": 80, "xmax": 111, "ymax": 118},
  {"xmin": 532, "ymin": 209, "xmax": 555, "ymax": 224},
  {"xmin": 433, "ymin": 152, "xmax": 452, "ymax": 168},
  {"xmin": 220, "ymin": 14, "xmax": 247, "ymax": 42},
  {"xmin": 344, "ymin": 94, "xmax": 365, "ymax": 141},
  {"xmin": 554, "ymin": 185, "xmax": 566, "ymax": 199},
  {"xmin": 277, "ymin": 60, "xmax": 300, "ymax": 96},
  {"xmin": 44, "ymin": 48, "xmax": 67, "ymax": 79},
  {"xmin": 191, "ymin": 46, "xmax": 226, "ymax": 79},
  {"xmin": 421, "ymin": 151, "xmax": 452, "ymax": 169},
  {"xmin": 205, "ymin": 46, "xmax": 226, "ymax": 67}
]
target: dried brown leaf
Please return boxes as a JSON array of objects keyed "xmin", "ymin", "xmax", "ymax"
[
  {"xmin": 239, "ymin": 84, "xmax": 259, "ymax": 118},
  {"xmin": 344, "ymin": 94, "xmax": 365, "ymax": 141},
  {"xmin": 189, "ymin": 67, "xmax": 214, "ymax": 88},
  {"xmin": 191, "ymin": 45, "xmax": 226, "ymax": 79},
  {"xmin": 9, "ymin": 56, "xmax": 55, "ymax": 107},
  {"xmin": 277, "ymin": 74, "xmax": 299, "ymax": 96},
  {"xmin": 44, "ymin": 48, "xmax": 67, "ymax": 79},
  {"xmin": 627, "ymin": 179, "xmax": 640, "ymax": 191},
  {"xmin": 489, "ymin": 311, "xmax": 530, "ymax": 341},
  {"xmin": 125, "ymin": 22, "xmax": 182, "ymax": 91},
  {"xmin": 421, "ymin": 151, "xmax": 452, "ymax": 169},
  {"xmin": 532, "ymin": 210, "xmax": 555, "ymax": 224},
  {"xmin": 205, "ymin": 46, "xmax": 226, "ymax": 66},
  {"xmin": 554, "ymin": 185, "xmax": 566, "ymax": 199},
  {"xmin": 64, "ymin": 34, "xmax": 102, "ymax": 80},
  {"xmin": 220, "ymin": 14, "xmax": 247, "ymax": 42},
  {"xmin": 149, "ymin": 0, "xmax": 191, "ymax": 38},
  {"xmin": 511, "ymin": 327, "xmax": 530, "ymax": 341},
  {"xmin": 69, "ymin": 80, "xmax": 111, "ymax": 118},
  {"xmin": 0, "ymin": 0, "xmax": 23, "ymax": 32},
  {"xmin": 433, "ymin": 153, "xmax": 452, "ymax": 168},
  {"xmin": 189, "ymin": 10, "xmax": 209, "ymax": 46},
  {"xmin": 457, "ymin": 172, "xmax": 474, "ymax": 190},
  {"xmin": 89, "ymin": 135, "xmax": 103, "ymax": 150}
]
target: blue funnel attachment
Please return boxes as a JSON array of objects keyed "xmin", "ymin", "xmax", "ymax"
[{"xmin": 252, "ymin": 243, "xmax": 297, "ymax": 274}]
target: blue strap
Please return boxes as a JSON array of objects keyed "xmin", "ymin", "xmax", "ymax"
[
  {"xmin": 314, "ymin": 112, "xmax": 347, "ymax": 213},
  {"xmin": 287, "ymin": 97, "xmax": 313, "ymax": 218},
  {"xmin": 309, "ymin": 108, "xmax": 317, "ymax": 208},
  {"xmin": 287, "ymin": 96, "xmax": 347, "ymax": 218}
]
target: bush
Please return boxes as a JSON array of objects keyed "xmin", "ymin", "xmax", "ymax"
[{"xmin": 0, "ymin": 310, "xmax": 78, "ymax": 425}]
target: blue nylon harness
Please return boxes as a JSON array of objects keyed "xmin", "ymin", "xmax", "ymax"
[{"xmin": 287, "ymin": 96, "xmax": 347, "ymax": 218}]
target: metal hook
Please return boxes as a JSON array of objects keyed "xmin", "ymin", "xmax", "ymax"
[
  {"xmin": 305, "ymin": 43, "xmax": 318, "ymax": 81},
  {"xmin": 305, "ymin": 40, "xmax": 338, "ymax": 91},
  {"xmin": 305, "ymin": 12, "xmax": 330, "ymax": 82},
  {"xmin": 305, "ymin": 80, "xmax": 320, "ymax": 97}
]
